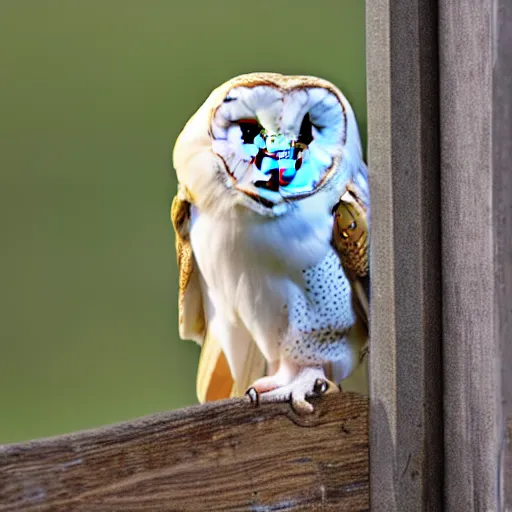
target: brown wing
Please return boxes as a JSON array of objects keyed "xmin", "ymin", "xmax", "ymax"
[
  {"xmin": 170, "ymin": 193, "xmax": 205, "ymax": 341},
  {"xmin": 331, "ymin": 181, "xmax": 370, "ymax": 394},
  {"xmin": 332, "ymin": 182, "xmax": 369, "ymax": 327}
]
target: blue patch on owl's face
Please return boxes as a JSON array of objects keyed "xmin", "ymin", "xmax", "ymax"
[{"xmin": 237, "ymin": 121, "xmax": 319, "ymax": 195}]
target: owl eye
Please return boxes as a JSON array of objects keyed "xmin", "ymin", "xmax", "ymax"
[
  {"xmin": 238, "ymin": 119, "xmax": 262, "ymax": 144},
  {"xmin": 297, "ymin": 113, "xmax": 313, "ymax": 145}
]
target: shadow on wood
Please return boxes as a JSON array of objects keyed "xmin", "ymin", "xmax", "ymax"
[{"xmin": 0, "ymin": 392, "xmax": 368, "ymax": 511}]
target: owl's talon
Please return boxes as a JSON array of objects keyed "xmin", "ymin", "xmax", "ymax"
[
  {"xmin": 246, "ymin": 366, "xmax": 340, "ymax": 414},
  {"xmin": 245, "ymin": 387, "xmax": 259, "ymax": 406},
  {"xmin": 290, "ymin": 397, "xmax": 315, "ymax": 415},
  {"xmin": 313, "ymin": 378, "xmax": 328, "ymax": 395}
]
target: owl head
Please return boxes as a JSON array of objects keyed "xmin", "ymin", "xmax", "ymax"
[{"xmin": 173, "ymin": 73, "xmax": 364, "ymax": 217}]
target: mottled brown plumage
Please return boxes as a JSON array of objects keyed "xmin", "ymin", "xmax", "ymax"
[
  {"xmin": 171, "ymin": 194, "xmax": 193, "ymax": 326},
  {"xmin": 333, "ymin": 188, "xmax": 369, "ymax": 279},
  {"xmin": 170, "ymin": 190, "xmax": 205, "ymax": 340}
]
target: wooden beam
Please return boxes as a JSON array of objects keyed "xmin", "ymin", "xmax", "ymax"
[
  {"xmin": 439, "ymin": 0, "xmax": 512, "ymax": 508},
  {"xmin": 366, "ymin": 0, "xmax": 443, "ymax": 510},
  {"xmin": 0, "ymin": 393, "xmax": 368, "ymax": 511},
  {"xmin": 495, "ymin": 0, "xmax": 512, "ymax": 506}
]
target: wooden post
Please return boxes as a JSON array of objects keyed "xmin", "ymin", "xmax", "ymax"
[
  {"xmin": 439, "ymin": 0, "xmax": 512, "ymax": 509},
  {"xmin": 366, "ymin": 0, "xmax": 443, "ymax": 510},
  {"xmin": 495, "ymin": 2, "xmax": 512, "ymax": 506},
  {"xmin": 0, "ymin": 393, "xmax": 368, "ymax": 511}
]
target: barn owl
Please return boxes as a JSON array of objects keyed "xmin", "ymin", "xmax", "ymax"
[{"xmin": 171, "ymin": 73, "xmax": 369, "ymax": 413}]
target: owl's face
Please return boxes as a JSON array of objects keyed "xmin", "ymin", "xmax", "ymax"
[{"xmin": 173, "ymin": 73, "xmax": 362, "ymax": 217}]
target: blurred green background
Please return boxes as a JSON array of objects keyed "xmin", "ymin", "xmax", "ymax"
[{"xmin": 0, "ymin": 1, "xmax": 366, "ymax": 444}]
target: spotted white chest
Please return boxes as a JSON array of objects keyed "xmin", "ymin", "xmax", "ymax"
[
  {"xmin": 281, "ymin": 249, "xmax": 356, "ymax": 368},
  {"xmin": 190, "ymin": 198, "xmax": 357, "ymax": 375}
]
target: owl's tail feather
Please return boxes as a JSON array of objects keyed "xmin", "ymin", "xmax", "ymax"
[
  {"xmin": 196, "ymin": 330, "xmax": 266, "ymax": 403},
  {"xmin": 196, "ymin": 330, "xmax": 234, "ymax": 403}
]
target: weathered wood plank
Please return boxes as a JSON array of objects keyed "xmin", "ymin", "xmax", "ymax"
[
  {"xmin": 0, "ymin": 393, "xmax": 368, "ymax": 511},
  {"xmin": 494, "ymin": 0, "xmax": 512, "ymax": 508},
  {"xmin": 439, "ymin": 0, "xmax": 512, "ymax": 509},
  {"xmin": 366, "ymin": 0, "xmax": 443, "ymax": 510}
]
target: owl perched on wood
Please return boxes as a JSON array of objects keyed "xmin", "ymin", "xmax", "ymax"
[{"xmin": 171, "ymin": 73, "xmax": 369, "ymax": 413}]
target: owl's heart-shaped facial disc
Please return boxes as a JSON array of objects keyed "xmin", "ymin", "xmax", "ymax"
[{"xmin": 209, "ymin": 81, "xmax": 347, "ymax": 207}]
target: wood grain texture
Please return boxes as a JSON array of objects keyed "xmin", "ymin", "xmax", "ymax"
[
  {"xmin": 439, "ymin": 0, "xmax": 512, "ymax": 509},
  {"xmin": 494, "ymin": 0, "xmax": 512, "ymax": 507},
  {"xmin": 0, "ymin": 393, "xmax": 368, "ymax": 511},
  {"xmin": 366, "ymin": 0, "xmax": 443, "ymax": 510}
]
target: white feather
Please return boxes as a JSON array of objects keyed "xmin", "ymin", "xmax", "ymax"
[{"xmin": 190, "ymin": 189, "xmax": 333, "ymax": 368}]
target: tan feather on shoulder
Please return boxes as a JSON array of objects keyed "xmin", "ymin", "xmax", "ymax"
[
  {"xmin": 332, "ymin": 185, "xmax": 369, "ymax": 280},
  {"xmin": 170, "ymin": 191, "xmax": 205, "ymax": 338},
  {"xmin": 331, "ymin": 181, "xmax": 370, "ymax": 394}
]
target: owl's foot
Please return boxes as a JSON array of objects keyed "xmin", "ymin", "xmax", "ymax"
[{"xmin": 246, "ymin": 365, "xmax": 339, "ymax": 414}]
